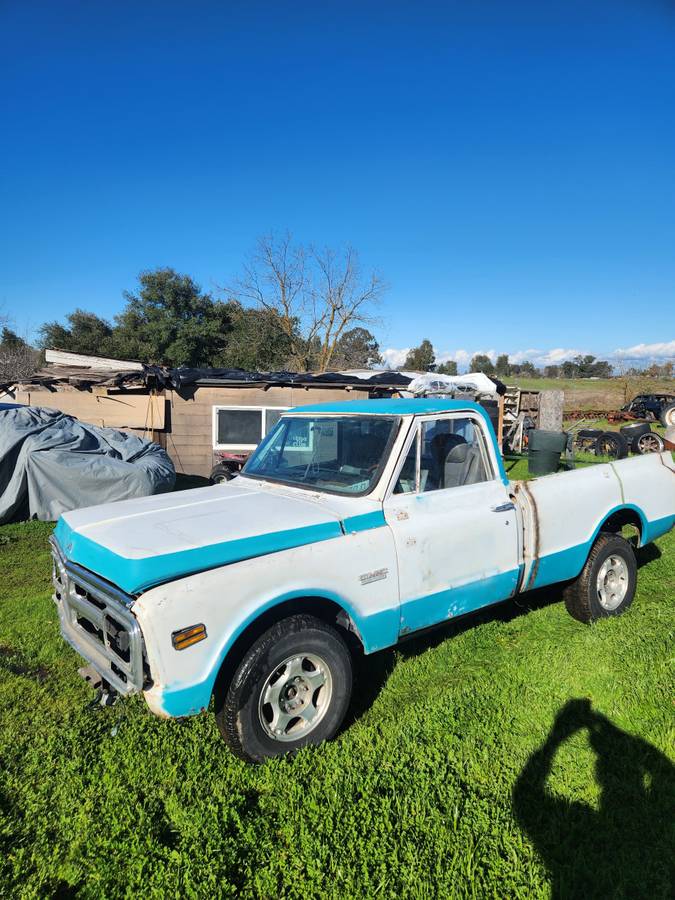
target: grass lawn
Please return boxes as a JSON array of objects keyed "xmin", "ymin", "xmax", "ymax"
[{"xmin": 1, "ymin": 520, "xmax": 673, "ymax": 898}]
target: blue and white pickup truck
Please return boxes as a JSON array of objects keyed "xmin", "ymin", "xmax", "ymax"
[{"xmin": 50, "ymin": 400, "xmax": 675, "ymax": 761}]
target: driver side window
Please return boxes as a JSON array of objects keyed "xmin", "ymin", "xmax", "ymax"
[{"xmin": 394, "ymin": 417, "xmax": 492, "ymax": 493}]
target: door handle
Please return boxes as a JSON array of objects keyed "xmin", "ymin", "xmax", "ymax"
[{"xmin": 491, "ymin": 502, "xmax": 515, "ymax": 513}]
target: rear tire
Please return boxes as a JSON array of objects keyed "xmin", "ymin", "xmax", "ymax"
[
  {"xmin": 210, "ymin": 463, "xmax": 235, "ymax": 484},
  {"xmin": 215, "ymin": 615, "xmax": 353, "ymax": 763},
  {"xmin": 563, "ymin": 533, "xmax": 637, "ymax": 623},
  {"xmin": 660, "ymin": 403, "xmax": 675, "ymax": 428},
  {"xmin": 619, "ymin": 422, "xmax": 651, "ymax": 451},
  {"xmin": 635, "ymin": 432, "xmax": 665, "ymax": 454},
  {"xmin": 593, "ymin": 431, "xmax": 628, "ymax": 459}
]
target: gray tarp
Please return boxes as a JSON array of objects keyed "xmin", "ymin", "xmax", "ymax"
[{"xmin": 0, "ymin": 406, "xmax": 176, "ymax": 523}]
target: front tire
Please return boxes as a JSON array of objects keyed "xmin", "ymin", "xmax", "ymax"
[
  {"xmin": 215, "ymin": 614, "xmax": 353, "ymax": 763},
  {"xmin": 563, "ymin": 532, "xmax": 637, "ymax": 623}
]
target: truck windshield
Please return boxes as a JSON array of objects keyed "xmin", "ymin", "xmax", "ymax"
[{"xmin": 242, "ymin": 415, "xmax": 399, "ymax": 495}]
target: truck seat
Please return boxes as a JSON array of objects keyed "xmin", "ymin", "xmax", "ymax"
[{"xmin": 431, "ymin": 433, "xmax": 484, "ymax": 488}]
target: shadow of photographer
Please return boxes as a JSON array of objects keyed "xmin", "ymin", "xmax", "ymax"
[{"xmin": 513, "ymin": 699, "xmax": 674, "ymax": 898}]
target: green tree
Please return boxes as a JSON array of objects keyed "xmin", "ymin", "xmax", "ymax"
[
  {"xmin": 215, "ymin": 303, "xmax": 297, "ymax": 371},
  {"xmin": 110, "ymin": 269, "xmax": 232, "ymax": 366},
  {"xmin": 520, "ymin": 360, "xmax": 538, "ymax": 377},
  {"xmin": 38, "ymin": 309, "xmax": 114, "ymax": 356},
  {"xmin": 436, "ymin": 359, "xmax": 458, "ymax": 376},
  {"xmin": 469, "ymin": 353, "xmax": 495, "ymax": 375},
  {"xmin": 404, "ymin": 339, "xmax": 435, "ymax": 371},
  {"xmin": 544, "ymin": 365, "xmax": 561, "ymax": 378},
  {"xmin": 495, "ymin": 354, "xmax": 510, "ymax": 376},
  {"xmin": 331, "ymin": 327, "xmax": 383, "ymax": 369},
  {"xmin": 591, "ymin": 359, "xmax": 612, "ymax": 378},
  {"xmin": 1, "ymin": 328, "xmax": 28, "ymax": 351}
]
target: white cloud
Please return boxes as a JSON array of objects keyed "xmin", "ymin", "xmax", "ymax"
[
  {"xmin": 382, "ymin": 347, "xmax": 411, "ymax": 369},
  {"xmin": 612, "ymin": 340, "xmax": 675, "ymax": 360},
  {"xmin": 436, "ymin": 349, "xmax": 472, "ymax": 367},
  {"xmin": 384, "ymin": 345, "xmax": 572, "ymax": 371},
  {"xmin": 382, "ymin": 340, "xmax": 674, "ymax": 371}
]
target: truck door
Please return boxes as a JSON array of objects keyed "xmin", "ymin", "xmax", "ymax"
[{"xmin": 382, "ymin": 413, "xmax": 521, "ymax": 636}]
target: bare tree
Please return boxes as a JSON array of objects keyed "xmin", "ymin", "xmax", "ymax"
[
  {"xmin": 0, "ymin": 347, "xmax": 38, "ymax": 383},
  {"xmin": 311, "ymin": 245, "xmax": 384, "ymax": 372},
  {"xmin": 0, "ymin": 311, "xmax": 40, "ymax": 383},
  {"xmin": 227, "ymin": 232, "xmax": 385, "ymax": 372},
  {"xmin": 226, "ymin": 232, "xmax": 309, "ymax": 368}
]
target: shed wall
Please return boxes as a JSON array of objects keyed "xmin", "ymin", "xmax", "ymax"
[{"xmin": 166, "ymin": 385, "xmax": 375, "ymax": 477}]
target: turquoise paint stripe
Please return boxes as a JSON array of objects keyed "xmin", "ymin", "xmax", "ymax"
[
  {"xmin": 642, "ymin": 513, "xmax": 675, "ymax": 545},
  {"xmin": 400, "ymin": 568, "xmax": 521, "ymax": 635},
  {"xmin": 527, "ymin": 503, "xmax": 671, "ymax": 591},
  {"xmin": 529, "ymin": 543, "xmax": 590, "ymax": 590},
  {"xmin": 158, "ymin": 592, "xmax": 400, "ymax": 717},
  {"xmin": 342, "ymin": 511, "xmax": 386, "ymax": 533},
  {"xmin": 54, "ymin": 517, "xmax": 344, "ymax": 595}
]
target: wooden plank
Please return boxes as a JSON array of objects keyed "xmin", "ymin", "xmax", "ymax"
[
  {"xmin": 169, "ymin": 426, "xmax": 210, "ymax": 441},
  {"xmin": 45, "ymin": 349, "xmax": 144, "ymax": 371},
  {"xmin": 17, "ymin": 391, "xmax": 165, "ymax": 429}
]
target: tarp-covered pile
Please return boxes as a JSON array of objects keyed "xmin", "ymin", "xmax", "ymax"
[
  {"xmin": 0, "ymin": 406, "xmax": 176, "ymax": 523},
  {"xmin": 406, "ymin": 372, "xmax": 507, "ymax": 397}
]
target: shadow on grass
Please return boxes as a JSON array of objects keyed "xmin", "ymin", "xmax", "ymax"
[
  {"xmin": 513, "ymin": 699, "xmax": 674, "ymax": 898},
  {"xmin": 634, "ymin": 541, "xmax": 662, "ymax": 567},
  {"xmin": 346, "ymin": 541, "xmax": 661, "ymax": 729}
]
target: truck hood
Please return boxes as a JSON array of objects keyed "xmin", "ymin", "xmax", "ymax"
[{"xmin": 54, "ymin": 477, "xmax": 384, "ymax": 595}]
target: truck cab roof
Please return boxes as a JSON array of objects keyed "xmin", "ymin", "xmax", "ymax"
[{"xmin": 286, "ymin": 398, "xmax": 490, "ymax": 417}]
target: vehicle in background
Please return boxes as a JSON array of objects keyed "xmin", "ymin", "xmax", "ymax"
[
  {"xmin": 210, "ymin": 451, "xmax": 249, "ymax": 483},
  {"xmin": 622, "ymin": 393, "xmax": 675, "ymax": 428},
  {"xmin": 50, "ymin": 400, "xmax": 675, "ymax": 762}
]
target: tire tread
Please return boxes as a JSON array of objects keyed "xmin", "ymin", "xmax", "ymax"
[
  {"xmin": 563, "ymin": 532, "xmax": 636, "ymax": 623},
  {"xmin": 216, "ymin": 614, "xmax": 350, "ymax": 762}
]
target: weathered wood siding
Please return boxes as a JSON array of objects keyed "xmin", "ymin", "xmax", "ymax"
[{"xmin": 14, "ymin": 389, "xmax": 165, "ymax": 430}]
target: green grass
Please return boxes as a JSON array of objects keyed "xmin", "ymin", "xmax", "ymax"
[{"xmin": 1, "ymin": 521, "xmax": 673, "ymax": 898}]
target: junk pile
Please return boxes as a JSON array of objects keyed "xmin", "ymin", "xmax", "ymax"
[
  {"xmin": 0, "ymin": 406, "xmax": 175, "ymax": 523},
  {"xmin": 405, "ymin": 372, "xmax": 506, "ymax": 436}
]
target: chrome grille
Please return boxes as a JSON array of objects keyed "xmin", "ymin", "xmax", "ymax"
[{"xmin": 50, "ymin": 536, "xmax": 146, "ymax": 695}]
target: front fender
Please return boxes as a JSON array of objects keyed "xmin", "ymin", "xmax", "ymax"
[
  {"xmin": 143, "ymin": 588, "xmax": 400, "ymax": 718},
  {"xmin": 135, "ymin": 528, "xmax": 400, "ymax": 718}
]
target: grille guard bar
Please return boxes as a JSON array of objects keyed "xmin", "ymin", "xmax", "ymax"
[{"xmin": 50, "ymin": 536, "xmax": 145, "ymax": 695}]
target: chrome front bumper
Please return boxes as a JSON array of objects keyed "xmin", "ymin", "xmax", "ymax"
[{"xmin": 50, "ymin": 537, "xmax": 147, "ymax": 695}]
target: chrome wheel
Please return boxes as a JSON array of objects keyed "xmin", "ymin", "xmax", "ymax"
[
  {"xmin": 636, "ymin": 433, "xmax": 664, "ymax": 454},
  {"xmin": 258, "ymin": 653, "xmax": 333, "ymax": 742},
  {"xmin": 596, "ymin": 555, "xmax": 629, "ymax": 610}
]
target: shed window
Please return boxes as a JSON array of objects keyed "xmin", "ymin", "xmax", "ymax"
[
  {"xmin": 213, "ymin": 406, "xmax": 289, "ymax": 449},
  {"xmin": 265, "ymin": 408, "xmax": 285, "ymax": 434}
]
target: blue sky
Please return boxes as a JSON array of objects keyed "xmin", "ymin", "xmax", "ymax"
[{"xmin": 1, "ymin": 1, "xmax": 674, "ymax": 369}]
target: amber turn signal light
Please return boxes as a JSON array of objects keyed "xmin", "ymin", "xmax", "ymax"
[{"xmin": 172, "ymin": 623, "xmax": 207, "ymax": 650}]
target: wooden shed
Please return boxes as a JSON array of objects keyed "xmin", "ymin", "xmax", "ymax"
[{"xmin": 7, "ymin": 351, "xmax": 410, "ymax": 479}]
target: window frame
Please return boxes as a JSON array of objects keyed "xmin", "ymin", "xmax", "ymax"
[
  {"xmin": 386, "ymin": 412, "xmax": 497, "ymax": 497},
  {"xmin": 240, "ymin": 413, "xmax": 403, "ymax": 498},
  {"xmin": 212, "ymin": 405, "xmax": 289, "ymax": 451}
]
